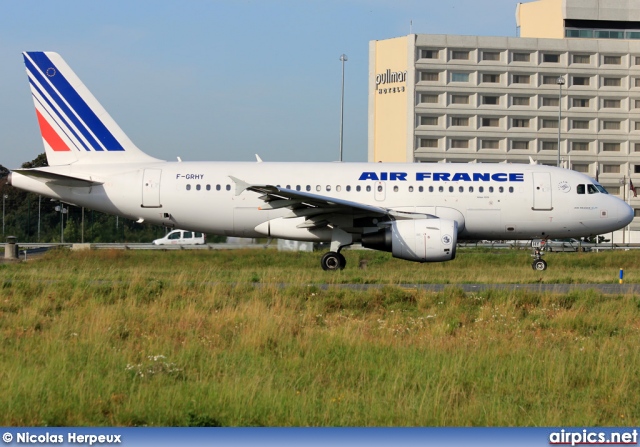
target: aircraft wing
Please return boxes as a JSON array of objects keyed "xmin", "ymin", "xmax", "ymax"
[{"xmin": 230, "ymin": 176, "xmax": 433, "ymax": 223}]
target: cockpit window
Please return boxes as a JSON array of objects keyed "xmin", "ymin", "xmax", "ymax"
[
  {"xmin": 587, "ymin": 184, "xmax": 598, "ymax": 194},
  {"xmin": 595, "ymin": 184, "xmax": 608, "ymax": 194},
  {"xmin": 577, "ymin": 184, "xmax": 585, "ymax": 194}
]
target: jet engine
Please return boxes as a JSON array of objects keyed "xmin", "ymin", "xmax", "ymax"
[{"xmin": 361, "ymin": 218, "xmax": 457, "ymax": 262}]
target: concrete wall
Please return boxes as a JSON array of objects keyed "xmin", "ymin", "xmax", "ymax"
[
  {"xmin": 518, "ymin": 0, "xmax": 564, "ymax": 39},
  {"xmin": 368, "ymin": 36, "xmax": 410, "ymax": 162}
]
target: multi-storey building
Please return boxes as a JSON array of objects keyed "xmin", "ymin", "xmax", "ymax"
[{"xmin": 368, "ymin": 0, "xmax": 640, "ymax": 236}]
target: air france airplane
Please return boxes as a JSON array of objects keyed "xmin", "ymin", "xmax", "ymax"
[{"xmin": 8, "ymin": 52, "xmax": 635, "ymax": 271}]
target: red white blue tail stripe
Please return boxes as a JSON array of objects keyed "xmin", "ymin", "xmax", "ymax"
[{"xmin": 24, "ymin": 51, "xmax": 125, "ymax": 153}]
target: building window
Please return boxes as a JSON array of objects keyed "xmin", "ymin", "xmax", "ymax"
[
  {"xmin": 512, "ymin": 52, "xmax": 530, "ymax": 62},
  {"xmin": 572, "ymin": 98, "xmax": 590, "ymax": 107},
  {"xmin": 512, "ymin": 74, "xmax": 530, "ymax": 84},
  {"xmin": 602, "ymin": 164, "xmax": 621, "ymax": 173},
  {"xmin": 451, "ymin": 94, "xmax": 470, "ymax": 104},
  {"xmin": 542, "ymin": 97, "xmax": 559, "ymax": 107},
  {"xmin": 451, "ymin": 117, "xmax": 469, "ymax": 126},
  {"xmin": 635, "ymin": 121, "xmax": 640, "ymax": 131},
  {"xmin": 541, "ymin": 119, "xmax": 558, "ymax": 129},
  {"xmin": 420, "ymin": 138, "xmax": 438, "ymax": 148},
  {"xmin": 572, "ymin": 54, "xmax": 591, "ymax": 64},
  {"xmin": 572, "ymin": 119, "xmax": 590, "ymax": 129},
  {"xmin": 482, "ymin": 95, "xmax": 499, "ymax": 105},
  {"xmin": 512, "ymin": 96, "xmax": 530, "ymax": 106},
  {"xmin": 602, "ymin": 99, "xmax": 621, "ymax": 108},
  {"xmin": 482, "ymin": 51, "xmax": 500, "ymax": 61},
  {"xmin": 512, "ymin": 118, "xmax": 530, "ymax": 128},
  {"xmin": 420, "ymin": 116, "xmax": 438, "ymax": 126},
  {"xmin": 602, "ymin": 142, "xmax": 621, "ymax": 152},
  {"xmin": 542, "ymin": 75, "xmax": 559, "ymax": 85},
  {"xmin": 635, "ymin": 165, "xmax": 640, "ymax": 174},
  {"xmin": 482, "ymin": 73, "xmax": 500, "ymax": 83},
  {"xmin": 450, "ymin": 139, "xmax": 469, "ymax": 149},
  {"xmin": 572, "ymin": 76, "xmax": 590, "ymax": 86},
  {"xmin": 635, "ymin": 78, "xmax": 640, "ymax": 88},
  {"xmin": 603, "ymin": 77, "xmax": 622, "ymax": 87},
  {"xmin": 636, "ymin": 56, "xmax": 640, "ymax": 65},
  {"xmin": 542, "ymin": 141, "xmax": 558, "ymax": 150},
  {"xmin": 543, "ymin": 53, "xmax": 560, "ymax": 63},
  {"xmin": 451, "ymin": 50, "xmax": 470, "ymax": 60},
  {"xmin": 607, "ymin": 186, "xmax": 621, "ymax": 196},
  {"xmin": 421, "ymin": 49, "xmax": 439, "ymax": 59},
  {"xmin": 421, "ymin": 71, "xmax": 439, "ymax": 82},
  {"xmin": 481, "ymin": 140, "xmax": 499, "ymax": 149},
  {"xmin": 602, "ymin": 120, "xmax": 621, "ymax": 130},
  {"xmin": 511, "ymin": 140, "xmax": 529, "ymax": 150},
  {"xmin": 572, "ymin": 142, "xmax": 589, "ymax": 151},
  {"xmin": 572, "ymin": 163, "xmax": 589, "ymax": 172},
  {"xmin": 634, "ymin": 143, "xmax": 640, "ymax": 152},
  {"xmin": 451, "ymin": 72, "xmax": 470, "ymax": 82},
  {"xmin": 635, "ymin": 209, "xmax": 640, "ymax": 217},
  {"xmin": 421, "ymin": 94, "xmax": 439, "ymax": 104},
  {"xmin": 603, "ymin": 55, "xmax": 622, "ymax": 65},
  {"xmin": 481, "ymin": 117, "xmax": 500, "ymax": 127}
]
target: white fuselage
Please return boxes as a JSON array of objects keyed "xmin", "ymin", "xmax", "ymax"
[{"xmin": 10, "ymin": 161, "xmax": 634, "ymax": 242}]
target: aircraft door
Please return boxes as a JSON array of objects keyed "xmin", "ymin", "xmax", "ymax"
[
  {"xmin": 532, "ymin": 172, "xmax": 552, "ymax": 210},
  {"xmin": 142, "ymin": 169, "xmax": 162, "ymax": 208},
  {"xmin": 375, "ymin": 181, "xmax": 385, "ymax": 201}
]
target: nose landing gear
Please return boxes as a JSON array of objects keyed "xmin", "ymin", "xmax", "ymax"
[{"xmin": 531, "ymin": 239, "xmax": 548, "ymax": 271}]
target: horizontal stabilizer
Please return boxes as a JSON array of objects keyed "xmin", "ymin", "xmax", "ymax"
[{"xmin": 12, "ymin": 169, "xmax": 103, "ymax": 187}]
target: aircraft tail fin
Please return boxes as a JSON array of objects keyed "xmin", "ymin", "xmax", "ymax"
[{"xmin": 22, "ymin": 52, "xmax": 161, "ymax": 166}]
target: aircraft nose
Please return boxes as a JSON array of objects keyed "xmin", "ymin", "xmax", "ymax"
[{"xmin": 617, "ymin": 200, "xmax": 634, "ymax": 227}]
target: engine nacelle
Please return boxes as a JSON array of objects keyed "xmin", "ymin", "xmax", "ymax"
[{"xmin": 362, "ymin": 219, "xmax": 457, "ymax": 262}]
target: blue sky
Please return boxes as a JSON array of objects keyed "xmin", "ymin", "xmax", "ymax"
[{"xmin": 0, "ymin": 0, "xmax": 523, "ymax": 169}]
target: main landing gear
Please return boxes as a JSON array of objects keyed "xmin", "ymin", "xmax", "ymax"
[
  {"xmin": 321, "ymin": 251, "xmax": 346, "ymax": 271},
  {"xmin": 531, "ymin": 240, "xmax": 548, "ymax": 271},
  {"xmin": 320, "ymin": 228, "xmax": 352, "ymax": 271}
]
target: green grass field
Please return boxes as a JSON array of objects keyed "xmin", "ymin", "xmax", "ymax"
[{"xmin": 0, "ymin": 248, "xmax": 639, "ymax": 426}]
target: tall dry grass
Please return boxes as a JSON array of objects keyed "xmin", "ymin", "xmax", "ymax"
[{"xmin": 0, "ymin": 248, "xmax": 638, "ymax": 426}]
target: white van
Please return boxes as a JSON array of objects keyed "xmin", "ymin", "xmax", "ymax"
[{"xmin": 152, "ymin": 230, "xmax": 206, "ymax": 245}]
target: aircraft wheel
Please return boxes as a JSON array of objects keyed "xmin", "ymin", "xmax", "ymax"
[
  {"xmin": 321, "ymin": 251, "xmax": 345, "ymax": 271},
  {"xmin": 531, "ymin": 259, "xmax": 547, "ymax": 271}
]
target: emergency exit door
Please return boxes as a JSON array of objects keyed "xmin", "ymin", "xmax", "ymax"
[
  {"xmin": 532, "ymin": 172, "xmax": 552, "ymax": 210},
  {"xmin": 142, "ymin": 169, "xmax": 162, "ymax": 208}
]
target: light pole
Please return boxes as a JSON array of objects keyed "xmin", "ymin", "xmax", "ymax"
[
  {"xmin": 55, "ymin": 203, "xmax": 67, "ymax": 243},
  {"xmin": 2, "ymin": 194, "xmax": 7, "ymax": 235},
  {"xmin": 339, "ymin": 54, "xmax": 348, "ymax": 162},
  {"xmin": 556, "ymin": 76, "xmax": 565, "ymax": 168},
  {"xmin": 38, "ymin": 195, "xmax": 41, "ymax": 242}
]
